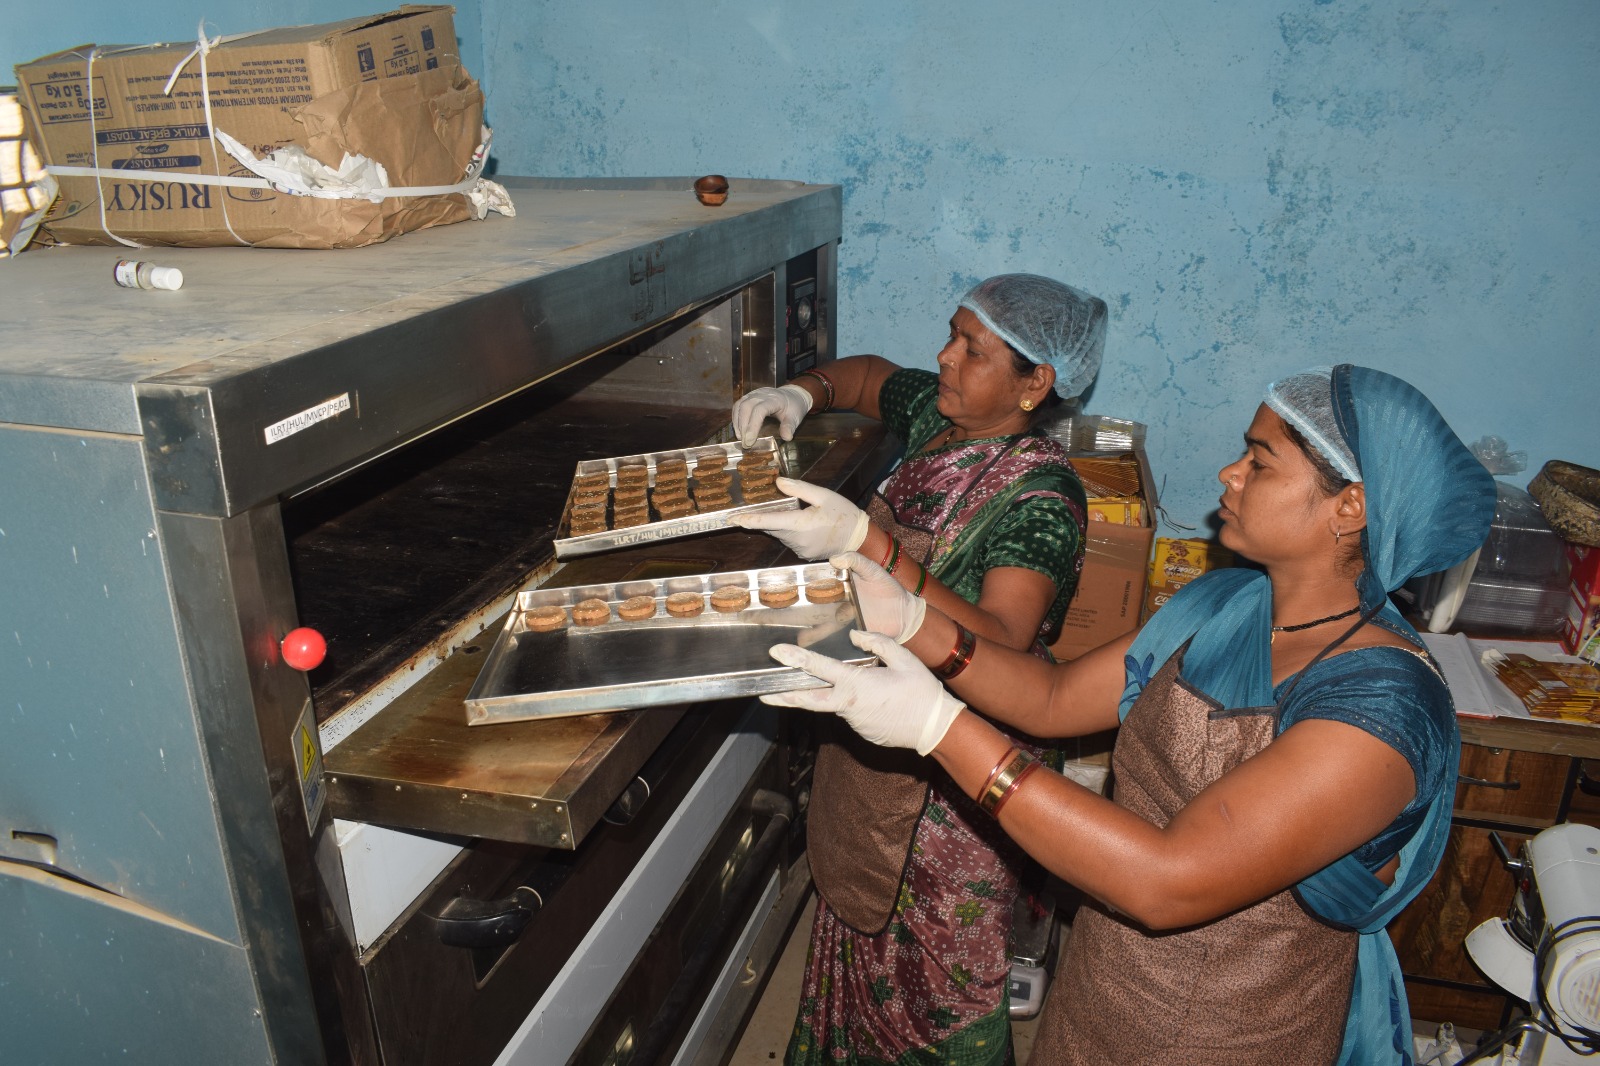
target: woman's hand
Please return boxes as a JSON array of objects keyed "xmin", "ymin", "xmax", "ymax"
[
  {"xmin": 830, "ymin": 551, "xmax": 926, "ymax": 643},
  {"xmin": 732, "ymin": 384, "xmax": 813, "ymax": 445},
  {"xmin": 729, "ymin": 478, "xmax": 869, "ymax": 560},
  {"xmin": 761, "ymin": 631, "xmax": 964, "ymax": 756}
]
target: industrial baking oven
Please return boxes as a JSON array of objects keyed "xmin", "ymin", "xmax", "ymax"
[{"xmin": 0, "ymin": 178, "xmax": 898, "ymax": 1065}]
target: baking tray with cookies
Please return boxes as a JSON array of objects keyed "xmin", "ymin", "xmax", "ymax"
[
  {"xmin": 464, "ymin": 562, "xmax": 876, "ymax": 724},
  {"xmin": 552, "ymin": 437, "xmax": 800, "ymax": 559}
]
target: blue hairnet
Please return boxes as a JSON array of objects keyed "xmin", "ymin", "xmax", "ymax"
[{"xmin": 958, "ymin": 273, "xmax": 1108, "ymax": 399}]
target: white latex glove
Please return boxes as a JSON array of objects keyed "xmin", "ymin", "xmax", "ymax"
[
  {"xmin": 830, "ymin": 551, "xmax": 926, "ymax": 644},
  {"xmin": 729, "ymin": 477, "xmax": 869, "ymax": 560},
  {"xmin": 762, "ymin": 630, "xmax": 964, "ymax": 755},
  {"xmin": 732, "ymin": 384, "xmax": 813, "ymax": 446}
]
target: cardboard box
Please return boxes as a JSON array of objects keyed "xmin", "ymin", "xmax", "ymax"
[
  {"xmin": 15, "ymin": 6, "xmax": 484, "ymax": 248},
  {"xmin": 1144, "ymin": 536, "xmax": 1235, "ymax": 620},
  {"xmin": 1051, "ymin": 520, "xmax": 1154, "ymax": 661},
  {"xmin": 1048, "ymin": 443, "xmax": 1160, "ymax": 661},
  {"xmin": 1562, "ymin": 542, "xmax": 1600, "ymax": 657}
]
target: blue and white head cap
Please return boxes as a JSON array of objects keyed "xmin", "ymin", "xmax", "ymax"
[
  {"xmin": 1264, "ymin": 366, "xmax": 1362, "ymax": 483},
  {"xmin": 958, "ymin": 273, "xmax": 1108, "ymax": 399}
]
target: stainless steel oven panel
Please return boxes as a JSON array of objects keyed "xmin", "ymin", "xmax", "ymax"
[
  {"xmin": 493, "ymin": 704, "xmax": 778, "ymax": 1065},
  {"xmin": 121, "ymin": 180, "xmax": 841, "ymax": 518}
]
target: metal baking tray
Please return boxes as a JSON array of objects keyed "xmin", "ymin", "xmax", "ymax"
[
  {"xmin": 552, "ymin": 436, "xmax": 800, "ymax": 559},
  {"xmin": 464, "ymin": 562, "xmax": 874, "ymax": 724}
]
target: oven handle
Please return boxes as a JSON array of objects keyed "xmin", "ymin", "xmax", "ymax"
[
  {"xmin": 630, "ymin": 788, "xmax": 794, "ymax": 1066},
  {"xmin": 430, "ymin": 885, "xmax": 544, "ymax": 951}
]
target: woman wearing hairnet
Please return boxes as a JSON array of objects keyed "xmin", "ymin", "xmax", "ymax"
[
  {"xmin": 730, "ymin": 274, "xmax": 1107, "ymax": 1065},
  {"xmin": 765, "ymin": 365, "xmax": 1496, "ymax": 1064}
]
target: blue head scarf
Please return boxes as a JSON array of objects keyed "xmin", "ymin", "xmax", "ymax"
[{"xmin": 1120, "ymin": 364, "xmax": 1495, "ymax": 1065}]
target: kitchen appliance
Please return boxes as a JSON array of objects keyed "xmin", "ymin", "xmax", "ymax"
[
  {"xmin": 1462, "ymin": 822, "xmax": 1600, "ymax": 1064},
  {"xmin": 0, "ymin": 178, "xmax": 898, "ymax": 1065},
  {"xmin": 1411, "ymin": 483, "xmax": 1572, "ymax": 637}
]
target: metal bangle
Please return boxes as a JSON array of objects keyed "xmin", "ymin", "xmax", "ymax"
[
  {"xmin": 979, "ymin": 749, "xmax": 1037, "ymax": 813},
  {"xmin": 991, "ymin": 759, "xmax": 1042, "ymax": 818},
  {"xmin": 979, "ymin": 746, "xmax": 1021, "ymax": 802},
  {"xmin": 932, "ymin": 623, "xmax": 977, "ymax": 681}
]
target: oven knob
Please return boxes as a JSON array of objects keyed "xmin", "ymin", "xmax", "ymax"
[{"xmin": 281, "ymin": 627, "xmax": 327, "ymax": 671}]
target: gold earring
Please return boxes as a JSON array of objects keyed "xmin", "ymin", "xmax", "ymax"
[{"xmin": 1020, "ymin": 398, "xmax": 1036, "ymax": 412}]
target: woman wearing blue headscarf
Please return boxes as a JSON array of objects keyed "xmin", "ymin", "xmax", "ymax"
[{"xmin": 762, "ymin": 365, "xmax": 1496, "ymax": 1064}]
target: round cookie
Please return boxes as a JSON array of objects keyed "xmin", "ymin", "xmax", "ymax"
[
  {"xmin": 758, "ymin": 582, "xmax": 800, "ymax": 609},
  {"xmin": 737, "ymin": 451, "xmax": 779, "ymax": 473},
  {"xmin": 618, "ymin": 595, "xmax": 657, "ymax": 621},
  {"xmin": 614, "ymin": 465, "xmax": 650, "ymax": 489},
  {"xmin": 710, "ymin": 585, "xmax": 751, "ymax": 613},
  {"xmin": 654, "ymin": 457, "xmax": 688, "ymax": 477},
  {"xmin": 693, "ymin": 470, "xmax": 734, "ymax": 490},
  {"xmin": 571, "ymin": 598, "xmax": 611, "ymax": 626},
  {"xmin": 694, "ymin": 455, "xmax": 731, "ymax": 477},
  {"xmin": 573, "ymin": 471, "xmax": 610, "ymax": 490},
  {"xmin": 525, "ymin": 604, "xmax": 568, "ymax": 631},
  {"xmin": 740, "ymin": 486, "xmax": 783, "ymax": 504},
  {"xmin": 806, "ymin": 577, "xmax": 846, "ymax": 603},
  {"xmin": 694, "ymin": 491, "xmax": 733, "ymax": 512},
  {"xmin": 655, "ymin": 497, "xmax": 695, "ymax": 520},
  {"xmin": 649, "ymin": 470, "xmax": 688, "ymax": 492},
  {"xmin": 665, "ymin": 592, "xmax": 706, "ymax": 617},
  {"xmin": 614, "ymin": 509, "xmax": 650, "ymax": 529}
]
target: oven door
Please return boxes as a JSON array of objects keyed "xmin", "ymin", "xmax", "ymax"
[{"xmin": 354, "ymin": 697, "xmax": 807, "ymax": 1066}]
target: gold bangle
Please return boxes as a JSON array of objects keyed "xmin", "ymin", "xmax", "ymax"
[
  {"xmin": 979, "ymin": 749, "xmax": 1037, "ymax": 813},
  {"xmin": 979, "ymin": 746, "xmax": 1020, "ymax": 802},
  {"xmin": 991, "ymin": 760, "xmax": 1042, "ymax": 818}
]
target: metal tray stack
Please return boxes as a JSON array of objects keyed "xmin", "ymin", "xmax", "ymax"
[
  {"xmin": 553, "ymin": 436, "xmax": 800, "ymax": 559},
  {"xmin": 465, "ymin": 562, "xmax": 873, "ymax": 724}
]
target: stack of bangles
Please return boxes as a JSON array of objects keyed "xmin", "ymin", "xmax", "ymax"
[
  {"xmin": 879, "ymin": 535, "xmax": 929, "ymax": 596},
  {"xmin": 978, "ymin": 747, "xmax": 1041, "ymax": 818},
  {"xmin": 796, "ymin": 368, "xmax": 836, "ymax": 412}
]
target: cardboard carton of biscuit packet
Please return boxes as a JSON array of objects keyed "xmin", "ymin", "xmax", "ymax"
[
  {"xmin": 1044, "ymin": 423, "xmax": 1161, "ymax": 662},
  {"xmin": 14, "ymin": 6, "xmax": 510, "ymax": 249},
  {"xmin": 1144, "ymin": 536, "xmax": 1236, "ymax": 621}
]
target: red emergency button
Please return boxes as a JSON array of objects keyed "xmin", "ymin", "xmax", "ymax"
[{"xmin": 281, "ymin": 627, "xmax": 327, "ymax": 671}]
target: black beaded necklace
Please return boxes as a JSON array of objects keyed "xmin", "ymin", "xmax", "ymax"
[{"xmin": 1270, "ymin": 604, "xmax": 1362, "ymax": 643}]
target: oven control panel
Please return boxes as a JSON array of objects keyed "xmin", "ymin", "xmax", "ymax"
[{"xmin": 784, "ymin": 248, "xmax": 821, "ymax": 378}]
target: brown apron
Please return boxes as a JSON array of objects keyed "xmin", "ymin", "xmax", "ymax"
[
  {"xmin": 804, "ymin": 495, "xmax": 938, "ymax": 934},
  {"xmin": 1030, "ymin": 650, "xmax": 1357, "ymax": 1066}
]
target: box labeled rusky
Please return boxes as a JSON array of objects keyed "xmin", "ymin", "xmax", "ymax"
[{"xmin": 14, "ymin": 6, "xmax": 485, "ymax": 248}]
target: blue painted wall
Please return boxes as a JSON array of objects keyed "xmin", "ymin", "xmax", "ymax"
[
  {"xmin": 481, "ymin": 0, "xmax": 1599, "ymax": 531},
  {"xmin": 10, "ymin": 2, "xmax": 1595, "ymax": 530},
  {"xmin": 6, "ymin": 3, "xmax": 483, "ymax": 101}
]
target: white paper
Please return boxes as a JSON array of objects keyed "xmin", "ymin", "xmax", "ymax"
[
  {"xmin": 1422, "ymin": 632, "xmax": 1523, "ymax": 718},
  {"xmin": 1422, "ymin": 633, "xmax": 1591, "ymax": 724}
]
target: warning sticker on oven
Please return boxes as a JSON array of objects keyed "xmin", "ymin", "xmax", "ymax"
[
  {"xmin": 293, "ymin": 699, "xmax": 327, "ymax": 832},
  {"xmin": 265, "ymin": 393, "xmax": 352, "ymax": 445}
]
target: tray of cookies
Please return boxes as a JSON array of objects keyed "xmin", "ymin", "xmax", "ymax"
[
  {"xmin": 552, "ymin": 437, "xmax": 798, "ymax": 559},
  {"xmin": 464, "ymin": 562, "xmax": 874, "ymax": 724}
]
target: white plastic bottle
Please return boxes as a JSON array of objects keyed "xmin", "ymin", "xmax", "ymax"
[{"xmin": 113, "ymin": 259, "xmax": 184, "ymax": 291}]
